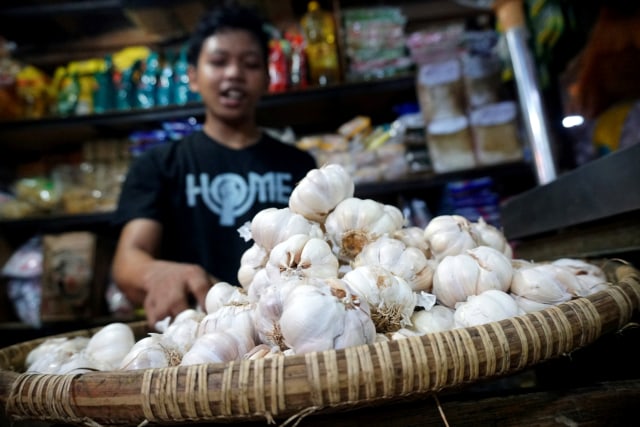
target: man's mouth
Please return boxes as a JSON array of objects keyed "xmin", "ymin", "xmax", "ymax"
[{"xmin": 221, "ymin": 88, "xmax": 245, "ymax": 101}]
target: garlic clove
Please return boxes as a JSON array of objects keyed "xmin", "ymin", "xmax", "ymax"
[{"xmin": 237, "ymin": 243, "xmax": 269, "ymax": 288}]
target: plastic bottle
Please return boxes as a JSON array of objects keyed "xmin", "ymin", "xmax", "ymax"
[{"xmin": 300, "ymin": 1, "xmax": 340, "ymax": 86}]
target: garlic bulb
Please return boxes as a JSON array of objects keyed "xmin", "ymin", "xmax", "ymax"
[
  {"xmin": 510, "ymin": 263, "xmax": 586, "ymax": 304},
  {"xmin": 249, "ymin": 207, "xmax": 323, "ymax": 251},
  {"xmin": 393, "ymin": 226, "xmax": 432, "ymax": 258},
  {"xmin": 198, "ymin": 301, "xmax": 257, "ymax": 343},
  {"xmin": 246, "ymin": 268, "xmax": 273, "ymax": 303},
  {"xmin": 279, "ymin": 282, "xmax": 376, "ymax": 354},
  {"xmin": 237, "ymin": 243, "xmax": 269, "ymax": 288},
  {"xmin": 162, "ymin": 316, "xmax": 200, "ymax": 355},
  {"xmin": 432, "ymin": 246, "xmax": 513, "ymax": 308},
  {"xmin": 180, "ymin": 331, "xmax": 252, "ymax": 366},
  {"xmin": 423, "ymin": 215, "xmax": 480, "ymax": 261},
  {"xmin": 288, "ymin": 163, "xmax": 355, "ymax": 223},
  {"xmin": 265, "ymin": 234, "xmax": 339, "ymax": 282},
  {"xmin": 56, "ymin": 351, "xmax": 105, "ymax": 374},
  {"xmin": 551, "ymin": 258, "xmax": 609, "ymax": 295},
  {"xmin": 471, "ymin": 217, "xmax": 513, "ymax": 258},
  {"xmin": 410, "ymin": 305, "xmax": 455, "ymax": 334},
  {"xmin": 119, "ymin": 335, "xmax": 181, "ymax": 370},
  {"xmin": 454, "ymin": 290, "xmax": 523, "ymax": 328},
  {"xmin": 342, "ymin": 265, "xmax": 417, "ymax": 333},
  {"xmin": 25, "ymin": 336, "xmax": 89, "ymax": 371},
  {"xmin": 353, "ymin": 236, "xmax": 435, "ymax": 292},
  {"xmin": 253, "ymin": 279, "xmax": 300, "ymax": 350},
  {"xmin": 26, "ymin": 337, "xmax": 91, "ymax": 374},
  {"xmin": 205, "ymin": 282, "xmax": 247, "ymax": 314},
  {"xmin": 84, "ymin": 322, "xmax": 136, "ymax": 371},
  {"xmin": 325, "ymin": 198, "xmax": 405, "ymax": 262}
]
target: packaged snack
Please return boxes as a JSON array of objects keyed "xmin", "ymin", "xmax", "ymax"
[
  {"xmin": 470, "ymin": 101, "xmax": 523, "ymax": 166},
  {"xmin": 427, "ymin": 115, "xmax": 476, "ymax": 173}
]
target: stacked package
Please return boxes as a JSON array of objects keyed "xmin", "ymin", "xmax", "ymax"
[
  {"xmin": 341, "ymin": 7, "xmax": 412, "ymax": 82},
  {"xmin": 407, "ymin": 24, "xmax": 524, "ymax": 174}
]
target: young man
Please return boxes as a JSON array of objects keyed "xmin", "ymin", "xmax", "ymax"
[{"xmin": 111, "ymin": 5, "xmax": 317, "ymax": 326}]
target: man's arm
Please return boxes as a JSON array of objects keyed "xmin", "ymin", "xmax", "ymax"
[{"xmin": 111, "ymin": 218, "xmax": 213, "ymax": 325}]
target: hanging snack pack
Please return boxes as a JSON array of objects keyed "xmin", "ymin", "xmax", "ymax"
[{"xmin": 40, "ymin": 232, "xmax": 96, "ymax": 322}]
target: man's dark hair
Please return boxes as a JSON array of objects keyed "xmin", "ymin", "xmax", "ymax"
[{"xmin": 186, "ymin": 4, "xmax": 271, "ymax": 67}]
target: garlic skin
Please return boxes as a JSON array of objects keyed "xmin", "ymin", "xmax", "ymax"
[
  {"xmin": 454, "ymin": 290, "xmax": 523, "ymax": 328},
  {"xmin": 325, "ymin": 198, "xmax": 405, "ymax": 262},
  {"xmin": 353, "ymin": 236, "xmax": 434, "ymax": 292},
  {"xmin": 266, "ymin": 234, "xmax": 339, "ymax": 282},
  {"xmin": 432, "ymin": 246, "xmax": 513, "ymax": 309},
  {"xmin": 423, "ymin": 215, "xmax": 480, "ymax": 261},
  {"xmin": 510, "ymin": 263, "xmax": 585, "ymax": 304},
  {"xmin": 471, "ymin": 217, "xmax": 513, "ymax": 258},
  {"xmin": 288, "ymin": 163, "xmax": 355, "ymax": 223},
  {"xmin": 410, "ymin": 305, "xmax": 455, "ymax": 334},
  {"xmin": 237, "ymin": 243, "xmax": 269, "ymax": 288},
  {"xmin": 249, "ymin": 207, "xmax": 323, "ymax": 252},
  {"xmin": 342, "ymin": 265, "xmax": 417, "ymax": 333},
  {"xmin": 84, "ymin": 322, "xmax": 136, "ymax": 371}
]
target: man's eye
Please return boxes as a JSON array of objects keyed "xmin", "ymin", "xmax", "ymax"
[
  {"xmin": 244, "ymin": 61, "xmax": 262, "ymax": 69},
  {"xmin": 209, "ymin": 59, "xmax": 227, "ymax": 67}
]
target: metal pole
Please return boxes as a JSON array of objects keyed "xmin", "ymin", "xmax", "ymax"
[
  {"xmin": 494, "ymin": 0, "xmax": 557, "ymax": 185},
  {"xmin": 505, "ymin": 27, "xmax": 557, "ymax": 184}
]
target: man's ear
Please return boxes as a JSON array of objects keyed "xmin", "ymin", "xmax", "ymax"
[{"xmin": 187, "ymin": 64, "xmax": 198, "ymax": 92}]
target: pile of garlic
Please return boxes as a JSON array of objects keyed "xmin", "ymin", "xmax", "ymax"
[{"xmin": 24, "ymin": 164, "xmax": 609, "ymax": 374}]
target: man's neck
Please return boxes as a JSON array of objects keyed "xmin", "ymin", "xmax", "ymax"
[{"xmin": 202, "ymin": 121, "xmax": 262, "ymax": 150}]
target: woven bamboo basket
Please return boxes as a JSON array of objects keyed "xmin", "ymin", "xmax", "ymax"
[{"xmin": 1, "ymin": 260, "xmax": 639, "ymax": 426}]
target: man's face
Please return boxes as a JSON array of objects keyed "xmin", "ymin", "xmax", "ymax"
[{"xmin": 189, "ymin": 29, "xmax": 268, "ymax": 124}]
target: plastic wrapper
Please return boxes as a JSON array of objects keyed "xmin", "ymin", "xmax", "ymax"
[{"xmin": 2, "ymin": 236, "xmax": 43, "ymax": 327}]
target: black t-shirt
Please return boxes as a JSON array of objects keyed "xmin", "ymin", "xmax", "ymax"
[{"xmin": 113, "ymin": 130, "xmax": 317, "ymax": 285}]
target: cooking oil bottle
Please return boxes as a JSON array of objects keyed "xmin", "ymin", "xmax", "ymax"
[{"xmin": 300, "ymin": 1, "xmax": 340, "ymax": 86}]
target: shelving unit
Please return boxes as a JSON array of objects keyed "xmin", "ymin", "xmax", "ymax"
[{"xmin": 0, "ymin": 0, "xmax": 538, "ymax": 329}]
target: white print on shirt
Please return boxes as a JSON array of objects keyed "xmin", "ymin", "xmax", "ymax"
[{"xmin": 186, "ymin": 172, "xmax": 293, "ymax": 226}]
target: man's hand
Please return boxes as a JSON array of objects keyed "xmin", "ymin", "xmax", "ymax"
[{"xmin": 141, "ymin": 260, "xmax": 212, "ymax": 326}]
